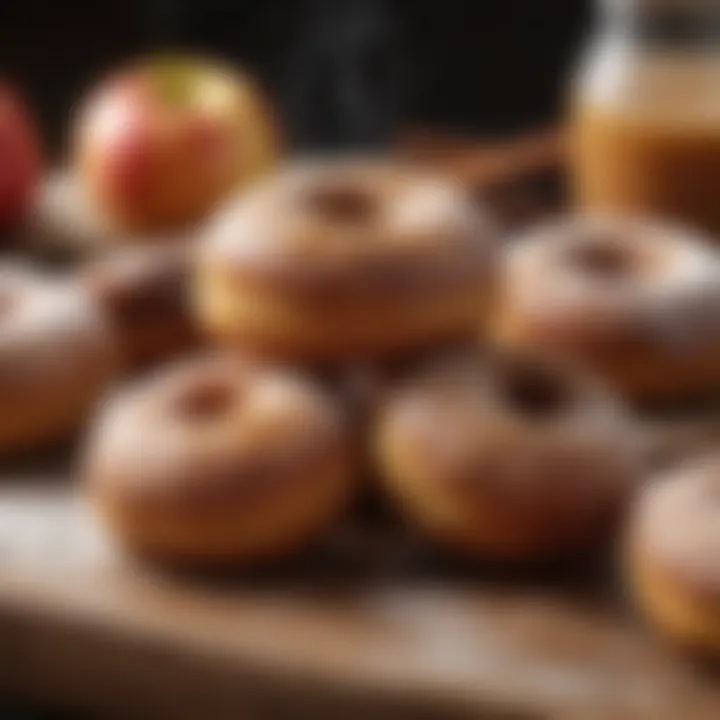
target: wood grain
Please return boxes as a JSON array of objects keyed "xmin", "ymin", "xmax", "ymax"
[{"xmin": 0, "ymin": 465, "xmax": 718, "ymax": 720}]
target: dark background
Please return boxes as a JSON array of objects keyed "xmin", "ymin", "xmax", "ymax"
[{"xmin": 0, "ymin": 0, "xmax": 592, "ymax": 155}]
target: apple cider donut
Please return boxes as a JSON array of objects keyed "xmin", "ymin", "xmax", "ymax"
[
  {"xmin": 0, "ymin": 265, "xmax": 117, "ymax": 451},
  {"xmin": 627, "ymin": 456, "xmax": 720, "ymax": 656},
  {"xmin": 196, "ymin": 161, "xmax": 497, "ymax": 362},
  {"xmin": 84, "ymin": 355, "xmax": 357, "ymax": 564},
  {"xmin": 494, "ymin": 216, "xmax": 720, "ymax": 403},
  {"xmin": 375, "ymin": 349, "xmax": 642, "ymax": 560}
]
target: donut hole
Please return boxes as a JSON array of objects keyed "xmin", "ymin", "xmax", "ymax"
[
  {"xmin": 568, "ymin": 239, "xmax": 635, "ymax": 281},
  {"xmin": 303, "ymin": 185, "xmax": 377, "ymax": 226},
  {"xmin": 498, "ymin": 361, "xmax": 574, "ymax": 419},
  {"xmin": 174, "ymin": 378, "xmax": 236, "ymax": 422}
]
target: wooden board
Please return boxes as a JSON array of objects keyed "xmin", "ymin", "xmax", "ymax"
[{"xmin": 0, "ymin": 455, "xmax": 718, "ymax": 720}]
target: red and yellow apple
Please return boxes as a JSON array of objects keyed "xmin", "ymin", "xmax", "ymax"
[
  {"xmin": 0, "ymin": 83, "xmax": 42, "ymax": 231},
  {"xmin": 73, "ymin": 55, "xmax": 279, "ymax": 234}
]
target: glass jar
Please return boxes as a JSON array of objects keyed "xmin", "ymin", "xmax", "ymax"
[{"xmin": 571, "ymin": 0, "xmax": 720, "ymax": 235}]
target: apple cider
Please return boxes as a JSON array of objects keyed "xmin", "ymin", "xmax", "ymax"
[{"xmin": 571, "ymin": 0, "xmax": 720, "ymax": 236}]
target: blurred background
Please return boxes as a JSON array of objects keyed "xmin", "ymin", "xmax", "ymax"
[{"xmin": 0, "ymin": 0, "xmax": 591, "ymax": 155}]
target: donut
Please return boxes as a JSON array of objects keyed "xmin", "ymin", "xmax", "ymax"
[
  {"xmin": 493, "ymin": 216, "xmax": 720, "ymax": 403},
  {"xmin": 627, "ymin": 457, "xmax": 720, "ymax": 655},
  {"xmin": 0, "ymin": 266, "xmax": 117, "ymax": 452},
  {"xmin": 81, "ymin": 241, "xmax": 198, "ymax": 369},
  {"xmin": 196, "ymin": 161, "xmax": 497, "ymax": 362},
  {"xmin": 84, "ymin": 355, "xmax": 357, "ymax": 564},
  {"xmin": 374, "ymin": 349, "xmax": 642, "ymax": 560}
]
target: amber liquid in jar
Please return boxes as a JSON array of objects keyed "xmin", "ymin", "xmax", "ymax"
[{"xmin": 572, "ymin": 1, "xmax": 720, "ymax": 236}]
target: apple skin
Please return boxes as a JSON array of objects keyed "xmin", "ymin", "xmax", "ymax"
[
  {"xmin": 0, "ymin": 83, "xmax": 42, "ymax": 232},
  {"xmin": 74, "ymin": 56, "xmax": 279, "ymax": 235}
]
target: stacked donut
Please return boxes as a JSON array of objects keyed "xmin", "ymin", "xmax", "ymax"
[
  {"xmin": 50, "ymin": 156, "xmax": 717, "ymax": 657},
  {"xmin": 5, "ymin": 68, "xmax": 720, "ymax": 659},
  {"xmin": 85, "ymin": 160, "xmax": 501, "ymax": 564},
  {"xmin": 84, "ymin": 162, "xmax": 651, "ymax": 572}
]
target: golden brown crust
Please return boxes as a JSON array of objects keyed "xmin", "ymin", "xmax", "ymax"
[
  {"xmin": 82, "ymin": 241, "xmax": 199, "ymax": 368},
  {"xmin": 0, "ymin": 266, "xmax": 119, "ymax": 451},
  {"xmin": 494, "ymin": 216, "xmax": 720, "ymax": 403},
  {"xmin": 84, "ymin": 354, "xmax": 357, "ymax": 563},
  {"xmin": 375, "ymin": 349, "xmax": 642, "ymax": 560},
  {"xmin": 629, "ymin": 459, "xmax": 720, "ymax": 601},
  {"xmin": 627, "ymin": 458, "xmax": 720, "ymax": 654},
  {"xmin": 198, "ymin": 273, "xmax": 490, "ymax": 362},
  {"xmin": 196, "ymin": 161, "xmax": 497, "ymax": 361},
  {"xmin": 629, "ymin": 544, "xmax": 720, "ymax": 655}
]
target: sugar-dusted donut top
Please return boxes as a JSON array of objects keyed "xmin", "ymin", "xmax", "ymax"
[
  {"xmin": 503, "ymin": 216, "xmax": 720, "ymax": 355},
  {"xmin": 201, "ymin": 160, "xmax": 497, "ymax": 301}
]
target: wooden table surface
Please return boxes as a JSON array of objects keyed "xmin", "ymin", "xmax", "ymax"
[{"xmin": 0, "ymin": 451, "xmax": 717, "ymax": 720}]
